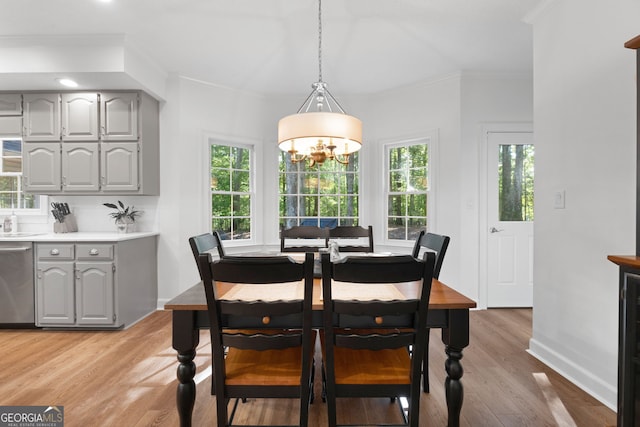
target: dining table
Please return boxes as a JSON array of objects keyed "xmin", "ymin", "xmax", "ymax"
[{"xmin": 164, "ymin": 255, "xmax": 476, "ymax": 427}]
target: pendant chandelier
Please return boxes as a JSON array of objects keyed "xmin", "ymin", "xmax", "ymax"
[{"xmin": 277, "ymin": 0, "xmax": 362, "ymax": 167}]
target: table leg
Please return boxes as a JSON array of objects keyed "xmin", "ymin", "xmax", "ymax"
[
  {"xmin": 172, "ymin": 310, "xmax": 200, "ymax": 427},
  {"xmin": 441, "ymin": 309, "xmax": 470, "ymax": 427}
]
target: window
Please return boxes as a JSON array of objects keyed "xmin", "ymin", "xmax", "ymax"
[
  {"xmin": 210, "ymin": 142, "xmax": 253, "ymax": 240},
  {"xmin": 279, "ymin": 153, "xmax": 359, "ymax": 229},
  {"xmin": 385, "ymin": 139, "xmax": 431, "ymax": 241},
  {"xmin": 498, "ymin": 144, "xmax": 534, "ymax": 221},
  {"xmin": 0, "ymin": 138, "xmax": 40, "ymax": 210}
]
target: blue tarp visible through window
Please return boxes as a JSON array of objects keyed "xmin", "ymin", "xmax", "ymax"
[{"xmin": 300, "ymin": 218, "xmax": 338, "ymax": 228}]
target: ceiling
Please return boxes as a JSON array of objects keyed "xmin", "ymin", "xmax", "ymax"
[{"xmin": 0, "ymin": 0, "xmax": 541, "ymax": 96}]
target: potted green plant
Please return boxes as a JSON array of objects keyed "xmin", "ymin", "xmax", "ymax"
[{"xmin": 103, "ymin": 201, "xmax": 141, "ymax": 233}]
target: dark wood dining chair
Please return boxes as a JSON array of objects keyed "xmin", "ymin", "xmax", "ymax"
[
  {"xmin": 320, "ymin": 252, "xmax": 436, "ymax": 427},
  {"xmin": 411, "ymin": 230, "xmax": 450, "ymax": 393},
  {"xmin": 327, "ymin": 225, "xmax": 374, "ymax": 252},
  {"xmin": 197, "ymin": 252, "xmax": 316, "ymax": 427},
  {"xmin": 280, "ymin": 225, "xmax": 329, "ymax": 252}
]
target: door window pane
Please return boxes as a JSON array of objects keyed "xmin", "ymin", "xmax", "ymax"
[{"xmin": 498, "ymin": 144, "xmax": 534, "ymax": 221}]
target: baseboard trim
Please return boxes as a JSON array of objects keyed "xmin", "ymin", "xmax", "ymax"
[{"xmin": 528, "ymin": 338, "xmax": 617, "ymax": 412}]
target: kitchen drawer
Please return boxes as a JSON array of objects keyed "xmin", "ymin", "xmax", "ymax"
[
  {"xmin": 37, "ymin": 244, "xmax": 75, "ymax": 260},
  {"xmin": 76, "ymin": 244, "xmax": 114, "ymax": 260}
]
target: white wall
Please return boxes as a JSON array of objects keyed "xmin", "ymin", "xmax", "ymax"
[
  {"xmin": 362, "ymin": 76, "xmax": 463, "ymax": 288},
  {"xmin": 157, "ymin": 76, "xmax": 271, "ymax": 300},
  {"xmin": 528, "ymin": 0, "xmax": 640, "ymax": 409}
]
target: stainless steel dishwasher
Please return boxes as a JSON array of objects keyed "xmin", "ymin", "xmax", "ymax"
[{"xmin": 0, "ymin": 241, "xmax": 35, "ymax": 327}]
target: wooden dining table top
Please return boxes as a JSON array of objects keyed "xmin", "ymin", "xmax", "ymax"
[{"xmin": 165, "ymin": 277, "xmax": 477, "ymax": 312}]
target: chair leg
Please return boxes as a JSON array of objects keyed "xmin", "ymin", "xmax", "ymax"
[
  {"xmin": 321, "ymin": 362, "xmax": 327, "ymax": 402},
  {"xmin": 422, "ymin": 328, "xmax": 431, "ymax": 393},
  {"xmin": 326, "ymin": 390, "xmax": 337, "ymax": 427},
  {"xmin": 216, "ymin": 396, "xmax": 229, "ymax": 427},
  {"xmin": 310, "ymin": 358, "xmax": 316, "ymax": 404}
]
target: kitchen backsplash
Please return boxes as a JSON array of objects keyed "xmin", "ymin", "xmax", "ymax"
[{"xmin": 14, "ymin": 196, "xmax": 159, "ymax": 234}]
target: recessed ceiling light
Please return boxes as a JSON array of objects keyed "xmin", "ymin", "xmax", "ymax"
[{"xmin": 57, "ymin": 78, "xmax": 78, "ymax": 88}]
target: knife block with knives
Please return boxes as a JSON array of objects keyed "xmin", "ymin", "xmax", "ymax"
[{"xmin": 52, "ymin": 202, "xmax": 78, "ymax": 233}]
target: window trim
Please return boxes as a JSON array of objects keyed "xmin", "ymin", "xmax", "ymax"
[
  {"xmin": 206, "ymin": 136, "xmax": 257, "ymax": 246},
  {"xmin": 383, "ymin": 131, "xmax": 438, "ymax": 244}
]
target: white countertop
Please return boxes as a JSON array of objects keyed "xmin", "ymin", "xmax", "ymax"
[{"xmin": 0, "ymin": 231, "xmax": 159, "ymax": 242}]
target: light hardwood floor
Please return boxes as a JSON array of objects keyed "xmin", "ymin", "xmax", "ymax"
[{"xmin": 0, "ymin": 309, "xmax": 615, "ymax": 426}]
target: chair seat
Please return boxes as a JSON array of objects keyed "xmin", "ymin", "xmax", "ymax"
[
  {"xmin": 320, "ymin": 332, "xmax": 411, "ymax": 385},
  {"xmin": 225, "ymin": 330, "xmax": 317, "ymax": 387},
  {"xmin": 225, "ymin": 347, "xmax": 303, "ymax": 386}
]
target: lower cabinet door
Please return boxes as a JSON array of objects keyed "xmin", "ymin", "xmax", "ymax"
[
  {"xmin": 76, "ymin": 262, "xmax": 115, "ymax": 325},
  {"xmin": 37, "ymin": 262, "xmax": 75, "ymax": 325}
]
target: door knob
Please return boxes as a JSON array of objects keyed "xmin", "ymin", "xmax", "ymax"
[{"xmin": 490, "ymin": 227, "xmax": 504, "ymax": 233}]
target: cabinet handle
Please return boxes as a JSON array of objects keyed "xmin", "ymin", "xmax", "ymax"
[
  {"xmin": 89, "ymin": 248, "xmax": 99, "ymax": 256},
  {"xmin": 50, "ymin": 248, "xmax": 60, "ymax": 256},
  {"xmin": 61, "ymin": 126, "xmax": 66, "ymax": 136}
]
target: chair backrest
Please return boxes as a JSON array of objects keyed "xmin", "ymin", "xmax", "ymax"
[
  {"xmin": 280, "ymin": 225, "xmax": 329, "ymax": 252},
  {"xmin": 411, "ymin": 230, "xmax": 450, "ymax": 279},
  {"xmin": 198, "ymin": 252, "xmax": 315, "ymax": 422},
  {"xmin": 327, "ymin": 225, "xmax": 374, "ymax": 252},
  {"xmin": 188, "ymin": 232, "xmax": 225, "ymax": 277}
]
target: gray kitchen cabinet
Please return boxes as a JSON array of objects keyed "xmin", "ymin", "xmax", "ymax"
[
  {"xmin": 75, "ymin": 261, "xmax": 115, "ymax": 325},
  {"xmin": 35, "ymin": 236, "xmax": 157, "ymax": 329},
  {"xmin": 62, "ymin": 142, "xmax": 100, "ymax": 192},
  {"xmin": 19, "ymin": 90, "xmax": 158, "ymax": 195},
  {"xmin": 23, "ymin": 142, "xmax": 61, "ymax": 192},
  {"xmin": 36, "ymin": 243, "xmax": 75, "ymax": 325},
  {"xmin": 0, "ymin": 116, "xmax": 22, "ymax": 136},
  {"xmin": 0, "ymin": 93, "xmax": 22, "ymax": 116},
  {"xmin": 101, "ymin": 142, "xmax": 139, "ymax": 192},
  {"xmin": 23, "ymin": 93, "xmax": 61, "ymax": 141},
  {"xmin": 37, "ymin": 262, "xmax": 76, "ymax": 325},
  {"xmin": 100, "ymin": 92, "xmax": 139, "ymax": 141},
  {"xmin": 61, "ymin": 92, "xmax": 99, "ymax": 141}
]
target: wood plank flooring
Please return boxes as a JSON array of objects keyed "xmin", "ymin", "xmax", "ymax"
[{"xmin": 0, "ymin": 309, "xmax": 616, "ymax": 426}]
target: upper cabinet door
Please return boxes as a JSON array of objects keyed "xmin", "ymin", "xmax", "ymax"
[
  {"xmin": 0, "ymin": 93, "xmax": 22, "ymax": 116},
  {"xmin": 61, "ymin": 93, "xmax": 99, "ymax": 141},
  {"xmin": 23, "ymin": 142, "xmax": 62, "ymax": 192},
  {"xmin": 100, "ymin": 92, "xmax": 139, "ymax": 141},
  {"xmin": 62, "ymin": 143, "xmax": 100, "ymax": 192},
  {"xmin": 23, "ymin": 94, "xmax": 61, "ymax": 141},
  {"xmin": 101, "ymin": 142, "xmax": 139, "ymax": 192}
]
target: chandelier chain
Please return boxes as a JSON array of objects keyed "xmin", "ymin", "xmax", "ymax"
[{"xmin": 318, "ymin": 0, "xmax": 322, "ymax": 82}]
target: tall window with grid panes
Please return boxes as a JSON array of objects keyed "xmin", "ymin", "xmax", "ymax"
[{"xmin": 279, "ymin": 152, "xmax": 359, "ymax": 229}]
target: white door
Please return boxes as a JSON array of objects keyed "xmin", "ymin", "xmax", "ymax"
[{"xmin": 487, "ymin": 131, "xmax": 534, "ymax": 307}]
